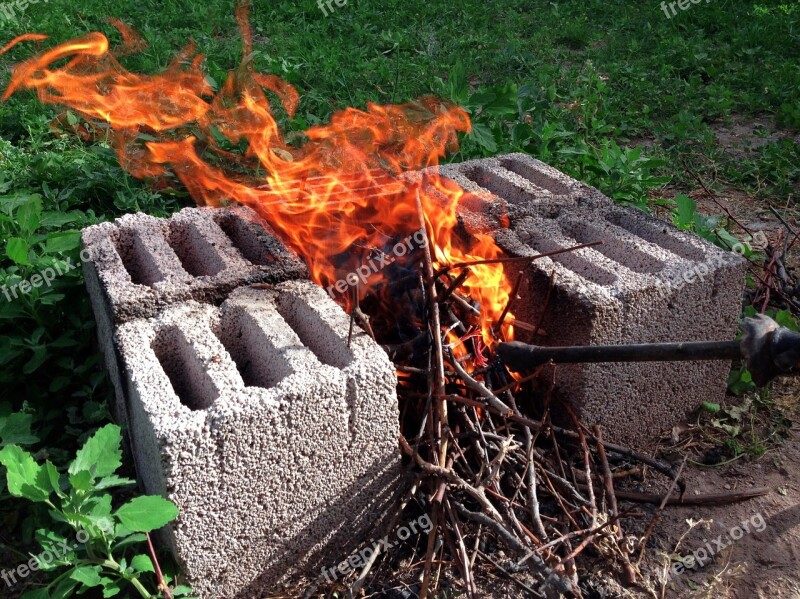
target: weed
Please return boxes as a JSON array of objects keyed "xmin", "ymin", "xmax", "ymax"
[{"xmin": 0, "ymin": 424, "xmax": 193, "ymax": 598}]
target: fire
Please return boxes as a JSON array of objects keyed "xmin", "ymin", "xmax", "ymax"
[{"xmin": 1, "ymin": 8, "xmax": 514, "ymax": 344}]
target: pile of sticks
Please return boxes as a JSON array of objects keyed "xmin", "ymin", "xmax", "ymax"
[
  {"xmin": 748, "ymin": 206, "xmax": 800, "ymax": 316},
  {"xmin": 363, "ymin": 193, "xmax": 768, "ymax": 598}
]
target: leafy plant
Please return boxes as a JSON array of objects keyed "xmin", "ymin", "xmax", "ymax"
[
  {"xmin": 671, "ymin": 193, "xmax": 759, "ymax": 256},
  {"xmin": 0, "ymin": 424, "xmax": 193, "ymax": 598},
  {"xmin": 0, "ymin": 404, "xmax": 39, "ymax": 449}
]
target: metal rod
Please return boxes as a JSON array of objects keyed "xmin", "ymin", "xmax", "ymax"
[
  {"xmin": 498, "ymin": 339, "xmax": 742, "ymax": 372},
  {"xmin": 496, "ymin": 316, "xmax": 800, "ymax": 387}
]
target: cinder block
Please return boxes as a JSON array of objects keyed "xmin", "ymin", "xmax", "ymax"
[
  {"xmin": 437, "ymin": 152, "xmax": 610, "ymax": 212},
  {"xmin": 493, "ymin": 203, "xmax": 746, "ymax": 446},
  {"xmin": 81, "ymin": 205, "xmax": 307, "ymax": 323},
  {"xmin": 428, "ymin": 153, "xmax": 746, "ymax": 446},
  {"xmin": 82, "ymin": 206, "xmax": 307, "ymax": 426},
  {"xmin": 116, "ymin": 281, "xmax": 400, "ymax": 598}
]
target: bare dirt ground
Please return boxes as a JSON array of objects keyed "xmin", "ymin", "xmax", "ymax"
[
  {"xmin": 632, "ymin": 381, "xmax": 800, "ymax": 599},
  {"xmin": 710, "ymin": 115, "xmax": 800, "ymax": 160}
]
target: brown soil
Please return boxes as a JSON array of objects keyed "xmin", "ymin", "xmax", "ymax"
[
  {"xmin": 627, "ymin": 125, "xmax": 800, "ymax": 599},
  {"xmin": 710, "ymin": 115, "xmax": 800, "ymax": 159},
  {"xmin": 633, "ymin": 382, "xmax": 800, "ymax": 599}
]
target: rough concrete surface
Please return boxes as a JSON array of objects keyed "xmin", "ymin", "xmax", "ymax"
[
  {"xmin": 81, "ymin": 205, "xmax": 307, "ymax": 426},
  {"xmin": 433, "ymin": 154, "xmax": 747, "ymax": 447},
  {"xmin": 116, "ymin": 281, "xmax": 400, "ymax": 598}
]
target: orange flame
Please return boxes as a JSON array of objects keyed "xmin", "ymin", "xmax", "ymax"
[{"xmin": 2, "ymin": 10, "xmax": 514, "ymax": 343}]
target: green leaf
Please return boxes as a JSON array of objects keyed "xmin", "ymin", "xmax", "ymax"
[
  {"xmin": 44, "ymin": 461, "xmax": 64, "ymax": 498},
  {"xmin": 448, "ymin": 61, "xmax": 468, "ymax": 104},
  {"xmin": 469, "ymin": 122, "xmax": 498, "ymax": 153},
  {"xmin": 6, "ymin": 237, "xmax": 30, "ymax": 265},
  {"xmin": 70, "ymin": 565, "xmax": 103, "ymax": 588},
  {"xmin": 718, "ymin": 229, "xmax": 745, "ymax": 252},
  {"xmin": 68, "ymin": 424, "xmax": 122, "ymax": 480},
  {"xmin": 23, "ymin": 347, "xmax": 49, "ymax": 375},
  {"xmin": 21, "ymin": 589, "xmax": 51, "ymax": 599},
  {"xmin": 112, "ymin": 533, "xmax": 147, "ymax": 553},
  {"xmin": 700, "ymin": 401, "xmax": 721, "ymax": 413},
  {"xmin": 94, "ymin": 474, "xmax": 136, "ymax": 491},
  {"xmin": 84, "ymin": 493, "xmax": 115, "ymax": 536},
  {"xmin": 50, "ymin": 577, "xmax": 78, "ymax": 599},
  {"xmin": 0, "ymin": 445, "xmax": 52, "ymax": 502},
  {"xmin": 34, "ymin": 529, "xmax": 74, "ymax": 564},
  {"xmin": 673, "ymin": 194, "xmax": 696, "ymax": 228},
  {"xmin": 100, "ymin": 578, "xmax": 123, "ymax": 598},
  {"xmin": 774, "ymin": 309, "xmax": 799, "ymax": 332},
  {"xmin": 40, "ymin": 211, "xmax": 80, "ymax": 228},
  {"xmin": 130, "ymin": 554, "xmax": 155, "ymax": 573},
  {"xmin": 44, "ymin": 231, "xmax": 81, "ymax": 254},
  {"xmin": 0, "ymin": 411, "xmax": 39, "ymax": 446},
  {"xmin": 16, "ymin": 196, "xmax": 42, "ymax": 235},
  {"xmin": 115, "ymin": 496, "xmax": 179, "ymax": 532},
  {"xmin": 69, "ymin": 469, "xmax": 94, "ymax": 492}
]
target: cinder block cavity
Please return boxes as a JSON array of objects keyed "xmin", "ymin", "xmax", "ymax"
[
  {"xmin": 82, "ymin": 206, "xmax": 308, "ymax": 427},
  {"xmin": 82, "ymin": 205, "xmax": 307, "ymax": 324},
  {"xmin": 117, "ymin": 281, "xmax": 400, "ymax": 598},
  {"xmin": 436, "ymin": 152, "xmax": 610, "ymax": 212},
  {"xmin": 495, "ymin": 202, "xmax": 746, "ymax": 446}
]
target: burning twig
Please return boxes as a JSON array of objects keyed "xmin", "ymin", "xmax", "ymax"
[
  {"xmin": 495, "ymin": 269, "xmax": 523, "ymax": 335},
  {"xmin": 432, "ymin": 240, "xmax": 604, "ymax": 279},
  {"xmin": 445, "ymin": 347, "xmax": 511, "ymax": 415},
  {"xmin": 439, "ymin": 269, "xmax": 470, "ymax": 305}
]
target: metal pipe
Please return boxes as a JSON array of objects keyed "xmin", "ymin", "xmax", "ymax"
[
  {"xmin": 496, "ymin": 315, "xmax": 800, "ymax": 387},
  {"xmin": 497, "ymin": 340, "xmax": 741, "ymax": 372}
]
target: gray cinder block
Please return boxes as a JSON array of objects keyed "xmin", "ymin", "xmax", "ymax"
[
  {"xmin": 81, "ymin": 206, "xmax": 308, "ymax": 426},
  {"xmin": 438, "ymin": 152, "xmax": 611, "ymax": 211},
  {"xmin": 81, "ymin": 205, "xmax": 307, "ymax": 323},
  {"xmin": 431, "ymin": 153, "xmax": 746, "ymax": 446},
  {"xmin": 116, "ymin": 281, "xmax": 400, "ymax": 598}
]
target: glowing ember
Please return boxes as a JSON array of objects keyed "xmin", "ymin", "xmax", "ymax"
[{"xmin": 1, "ymin": 6, "xmax": 514, "ymax": 344}]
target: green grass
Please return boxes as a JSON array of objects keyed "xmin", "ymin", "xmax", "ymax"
[{"xmin": 0, "ymin": 0, "xmax": 798, "ymax": 594}]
